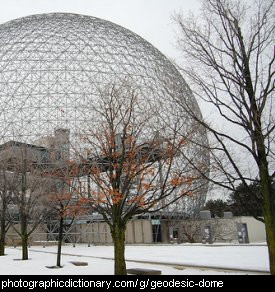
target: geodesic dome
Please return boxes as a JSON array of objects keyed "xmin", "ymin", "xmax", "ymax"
[{"xmin": 0, "ymin": 13, "xmax": 209, "ymax": 213}]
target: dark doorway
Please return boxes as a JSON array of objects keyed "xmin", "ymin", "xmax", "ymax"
[
  {"xmin": 202, "ymin": 225, "xmax": 212, "ymax": 244},
  {"xmin": 152, "ymin": 224, "xmax": 162, "ymax": 242},
  {"xmin": 237, "ymin": 223, "xmax": 249, "ymax": 243}
]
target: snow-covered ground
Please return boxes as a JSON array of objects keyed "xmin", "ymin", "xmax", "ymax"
[{"xmin": 0, "ymin": 244, "xmax": 269, "ymax": 275}]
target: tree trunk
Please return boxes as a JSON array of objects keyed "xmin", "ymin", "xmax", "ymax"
[
  {"xmin": 0, "ymin": 203, "xmax": 6, "ymax": 256},
  {"xmin": 57, "ymin": 216, "xmax": 64, "ymax": 267},
  {"xmin": 253, "ymin": 112, "xmax": 275, "ymax": 275},
  {"xmin": 264, "ymin": 202, "xmax": 275, "ymax": 275},
  {"xmin": 21, "ymin": 235, "xmax": 28, "ymax": 260},
  {"xmin": 21, "ymin": 214, "xmax": 28, "ymax": 260},
  {"xmin": 258, "ymin": 157, "xmax": 275, "ymax": 275},
  {"xmin": 0, "ymin": 220, "xmax": 5, "ymax": 256},
  {"xmin": 111, "ymin": 223, "xmax": 126, "ymax": 275}
]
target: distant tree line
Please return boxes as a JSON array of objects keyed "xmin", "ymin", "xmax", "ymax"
[{"xmin": 205, "ymin": 176, "xmax": 275, "ymax": 221}]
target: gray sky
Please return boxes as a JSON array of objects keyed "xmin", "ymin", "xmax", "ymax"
[{"xmin": 0, "ymin": 0, "xmax": 200, "ymax": 61}]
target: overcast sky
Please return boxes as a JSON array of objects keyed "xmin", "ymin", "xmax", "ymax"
[{"xmin": 0, "ymin": 0, "xmax": 200, "ymax": 62}]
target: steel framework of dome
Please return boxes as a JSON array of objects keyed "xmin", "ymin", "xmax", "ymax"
[{"xmin": 0, "ymin": 13, "xmax": 209, "ymax": 220}]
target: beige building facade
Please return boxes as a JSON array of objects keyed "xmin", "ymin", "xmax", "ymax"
[{"xmin": 5, "ymin": 215, "xmax": 266, "ymax": 246}]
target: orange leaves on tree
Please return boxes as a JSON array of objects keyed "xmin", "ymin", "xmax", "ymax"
[
  {"xmin": 94, "ymin": 190, "xmax": 108, "ymax": 205},
  {"xmin": 95, "ymin": 191, "xmax": 108, "ymax": 205},
  {"xmin": 63, "ymin": 202, "xmax": 88, "ymax": 217},
  {"xmin": 144, "ymin": 167, "xmax": 155, "ymax": 177},
  {"xmin": 94, "ymin": 188, "xmax": 125, "ymax": 205},
  {"xmin": 141, "ymin": 183, "xmax": 151, "ymax": 191},
  {"xmin": 109, "ymin": 189, "xmax": 124, "ymax": 204},
  {"xmin": 125, "ymin": 134, "xmax": 135, "ymax": 145},
  {"xmin": 171, "ymin": 176, "xmax": 184, "ymax": 187},
  {"xmin": 164, "ymin": 143, "xmax": 176, "ymax": 158},
  {"xmin": 78, "ymin": 197, "xmax": 92, "ymax": 205},
  {"xmin": 178, "ymin": 138, "xmax": 186, "ymax": 147},
  {"xmin": 170, "ymin": 175, "xmax": 195, "ymax": 187},
  {"xmin": 111, "ymin": 151, "xmax": 120, "ymax": 159},
  {"xmin": 184, "ymin": 176, "xmax": 195, "ymax": 185},
  {"xmin": 110, "ymin": 172, "xmax": 117, "ymax": 180},
  {"xmin": 90, "ymin": 165, "xmax": 101, "ymax": 176}
]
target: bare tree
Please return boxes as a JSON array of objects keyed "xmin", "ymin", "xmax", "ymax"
[
  {"xmin": 46, "ymin": 162, "xmax": 90, "ymax": 267},
  {"xmin": 0, "ymin": 153, "xmax": 17, "ymax": 256},
  {"xmin": 9, "ymin": 144, "xmax": 51, "ymax": 260},
  {"xmin": 74, "ymin": 82, "xmax": 208, "ymax": 275},
  {"xmin": 177, "ymin": 217, "xmax": 237, "ymax": 244},
  {"xmin": 210, "ymin": 218, "xmax": 237, "ymax": 243},
  {"xmin": 180, "ymin": 220, "xmax": 201, "ymax": 243},
  {"xmin": 173, "ymin": 0, "xmax": 274, "ymax": 273}
]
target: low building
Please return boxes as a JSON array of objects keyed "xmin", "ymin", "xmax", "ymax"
[
  {"xmin": 5, "ymin": 212, "xmax": 266, "ymax": 246},
  {"xmin": 161, "ymin": 211, "xmax": 266, "ymax": 244}
]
